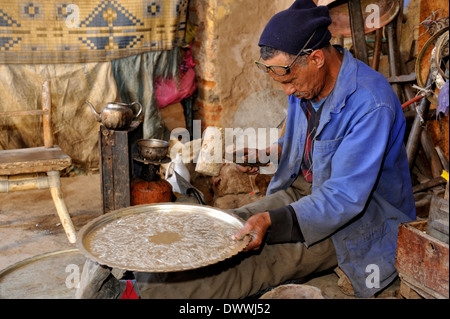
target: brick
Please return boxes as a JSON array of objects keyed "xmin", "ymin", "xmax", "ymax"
[
  {"xmin": 197, "ymin": 78, "xmax": 216, "ymax": 90},
  {"xmin": 196, "ymin": 100, "xmax": 223, "ymax": 113}
]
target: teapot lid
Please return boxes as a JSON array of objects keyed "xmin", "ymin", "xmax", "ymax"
[{"xmin": 106, "ymin": 102, "xmax": 128, "ymax": 108}]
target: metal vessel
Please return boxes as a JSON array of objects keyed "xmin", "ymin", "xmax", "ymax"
[{"xmin": 77, "ymin": 203, "xmax": 250, "ymax": 272}]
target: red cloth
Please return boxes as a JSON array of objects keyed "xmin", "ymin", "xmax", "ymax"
[{"xmin": 121, "ymin": 280, "xmax": 139, "ymax": 299}]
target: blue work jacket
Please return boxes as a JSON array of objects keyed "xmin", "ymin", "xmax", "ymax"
[{"xmin": 267, "ymin": 48, "xmax": 416, "ymax": 298}]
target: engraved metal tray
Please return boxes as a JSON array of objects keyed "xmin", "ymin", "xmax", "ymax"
[{"xmin": 77, "ymin": 203, "xmax": 249, "ymax": 272}]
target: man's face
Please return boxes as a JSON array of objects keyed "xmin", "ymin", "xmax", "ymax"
[{"xmin": 263, "ymin": 52, "xmax": 324, "ymax": 100}]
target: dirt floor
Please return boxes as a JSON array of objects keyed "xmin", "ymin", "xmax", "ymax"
[{"xmin": 0, "ymin": 173, "xmax": 400, "ymax": 299}]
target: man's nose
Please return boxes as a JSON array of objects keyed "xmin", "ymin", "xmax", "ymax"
[{"xmin": 282, "ymin": 83, "xmax": 296, "ymax": 96}]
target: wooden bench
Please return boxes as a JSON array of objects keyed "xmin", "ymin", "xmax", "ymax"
[{"xmin": 0, "ymin": 81, "xmax": 76, "ymax": 244}]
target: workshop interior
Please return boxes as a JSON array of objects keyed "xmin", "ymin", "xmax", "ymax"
[{"xmin": 0, "ymin": 0, "xmax": 448, "ymax": 301}]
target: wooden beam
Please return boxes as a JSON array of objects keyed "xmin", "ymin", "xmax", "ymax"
[
  {"xmin": 347, "ymin": 0, "xmax": 368, "ymax": 64},
  {"xmin": 406, "ymin": 70, "xmax": 435, "ymax": 169},
  {"xmin": 0, "ymin": 110, "xmax": 47, "ymax": 117},
  {"xmin": 42, "ymin": 81, "xmax": 54, "ymax": 148}
]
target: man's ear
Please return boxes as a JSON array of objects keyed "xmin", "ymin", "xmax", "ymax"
[{"xmin": 310, "ymin": 49, "xmax": 325, "ymax": 69}]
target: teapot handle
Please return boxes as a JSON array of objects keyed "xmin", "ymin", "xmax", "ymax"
[{"xmin": 131, "ymin": 102, "xmax": 143, "ymax": 119}]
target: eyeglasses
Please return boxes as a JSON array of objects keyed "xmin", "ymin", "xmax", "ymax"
[{"xmin": 255, "ymin": 31, "xmax": 316, "ymax": 76}]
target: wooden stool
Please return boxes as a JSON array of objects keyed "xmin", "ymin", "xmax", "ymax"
[{"xmin": 0, "ymin": 81, "xmax": 76, "ymax": 244}]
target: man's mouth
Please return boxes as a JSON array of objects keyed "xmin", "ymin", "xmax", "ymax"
[{"xmin": 294, "ymin": 92, "xmax": 307, "ymax": 99}]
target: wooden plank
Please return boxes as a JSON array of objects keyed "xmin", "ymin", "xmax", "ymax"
[
  {"xmin": 399, "ymin": 279, "xmax": 423, "ymax": 299},
  {"xmin": 387, "ymin": 72, "xmax": 416, "ymax": 84},
  {"xmin": 395, "ymin": 220, "xmax": 449, "ymax": 298},
  {"xmin": 0, "ymin": 146, "xmax": 71, "ymax": 175},
  {"xmin": 412, "ymin": 176, "xmax": 447, "ymax": 193},
  {"xmin": 427, "ymin": 195, "xmax": 449, "ymax": 244},
  {"xmin": 100, "ymin": 126, "xmax": 115, "ymax": 214},
  {"xmin": 112, "ymin": 129, "xmax": 130, "ymax": 211},
  {"xmin": 99, "ymin": 121, "xmax": 142, "ymax": 214},
  {"xmin": 400, "ymin": 273, "xmax": 447, "ymax": 299}
]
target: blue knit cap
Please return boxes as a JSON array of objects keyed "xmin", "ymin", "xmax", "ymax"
[{"xmin": 258, "ymin": 0, "xmax": 332, "ymax": 55}]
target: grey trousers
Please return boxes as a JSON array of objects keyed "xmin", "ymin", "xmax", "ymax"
[{"xmin": 135, "ymin": 175, "xmax": 337, "ymax": 299}]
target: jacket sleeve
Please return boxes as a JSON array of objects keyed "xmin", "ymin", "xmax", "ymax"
[
  {"xmin": 291, "ymin": 104, "xmax": 395, "ymax": 246},
  {"xmin": 267, "ymin": 205, "xmax": 304, "ymax": 244}
]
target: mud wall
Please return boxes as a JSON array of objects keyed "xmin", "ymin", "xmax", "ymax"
[{"xmin": 189, "ymin": 0, "xmax": 292, "ymax": 130}]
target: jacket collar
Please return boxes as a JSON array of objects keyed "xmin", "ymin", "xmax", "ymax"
[
  {"xmin": 326, "ymin": 46, "xmax": 358, "ymax": 114},
  {"xmin": 294, "ymin": 47, "xmax": 358, "ymax": 138}
]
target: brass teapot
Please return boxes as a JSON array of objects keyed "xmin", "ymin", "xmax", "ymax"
[{"xmin": 86, "ymin": 101, "xmax": 142, "ymax": 130}]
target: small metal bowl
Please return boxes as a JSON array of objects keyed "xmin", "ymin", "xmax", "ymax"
[{"xmin": 137, "ymin": 139, "xmax": 169, "ymax": 161}]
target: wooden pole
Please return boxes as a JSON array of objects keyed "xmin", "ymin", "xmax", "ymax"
[
  {"xmin": 420, "ymin": 128, "xmax": 444, "ymax": 178},
  {"xmin": 386, "ymin": 17, "xmax": 404, "ymax": 101},
  {"xmin": 435, "ymin": 146, "xmax": 449, "ymax": 172},
  {"xmin": 406, "ymin": 70, "xmax": 435, "ymax": 169},
  {"xmin": 42, "ymin": 81, "xmax": 54, "ymax": 148},
  {"xmin": 412, "ymin": 176, "xmax": 447, "ymax": 193},
  {"xmin": 347, "ymin": 0, "xmax": 369, "ymax": 65},
  {"xmin": 0, "ymin": 174, "xmax": 49, "ymax": 192},
  {"xmin": 47, "ymin": 171, "xmax": 77, "ymax": 244},
  {"xmin": 371, "ymin": 28, "xmax": 382, "ymax": 71}
]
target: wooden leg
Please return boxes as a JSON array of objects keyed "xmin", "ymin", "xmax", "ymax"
[{"xmin": 47, "ymin": 171, "xmax": 77, "ymax": 244}]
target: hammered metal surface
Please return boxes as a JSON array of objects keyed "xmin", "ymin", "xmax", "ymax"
[
  {"xmin": 0, "ymin": 249, "xmax": 86, "ymax": 299},
  {"xmin": 77, "ymin": 203, "xmax": 249, "ymax": 272},
  {"xmin": 328, "ymin": 0, "xmax": 400, "ymax": 37}
]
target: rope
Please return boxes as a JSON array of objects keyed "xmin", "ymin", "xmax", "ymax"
[
  {"xmin": 417, "ymin": 9, "xmax": 445, "ymax": 38},
  {"xmin": 410, "ymin": 84, "xmax": 436, "ymax": 124},
  {"xmin": 411, "ymin": 84, "xmax": 436, "ymax": 97}
]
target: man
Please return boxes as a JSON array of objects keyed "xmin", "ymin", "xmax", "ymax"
[
  {"xmin": 231, "ymin": 0, "xmax": 416, "ymax": 298},
  {"xmin": 81, "ymin": 0, "xmax": 416, "ymax": 299}
]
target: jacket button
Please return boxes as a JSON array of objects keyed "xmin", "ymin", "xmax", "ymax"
[{"xmin": 291, "ymin": 174, "xmax": 296, "ymax": 179}]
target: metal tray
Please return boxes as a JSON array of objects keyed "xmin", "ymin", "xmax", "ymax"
[
  {"xmin": 77, "ymin": 203, "xmax": 250, "ymax": 273},
  {"xmin": 328, "ymin": 0, "xmax": 400, "ymax": 37},
  {"xmin": 132, "ymin": 155, "xmax": 171, "ymax": 165},
  {"xmin": 0, "ymin": 249, "xmax": 86, "ymax": 299}
]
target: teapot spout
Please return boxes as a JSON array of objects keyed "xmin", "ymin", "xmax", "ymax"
[{"xmin": 85, "ymin": 100, "xmax": 101, "ymax": 122}]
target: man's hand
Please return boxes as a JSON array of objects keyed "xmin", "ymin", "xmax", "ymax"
[
  {"xmin": 235, "ymin": 144, "xmax": 281, "ymax": 175},
  {"xmin": 235, "ymin": 164, "xmax": 260, "ymax": 175},
  {"xmin": 232, "ymin": 212, "xmax": 271, "ymax": 251}
]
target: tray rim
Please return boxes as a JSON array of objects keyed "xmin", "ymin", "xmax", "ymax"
[
  {"xmin": 77, "ymin": 203, "xmax": 250, "ymax": 272},
  {"xmin": 0, "ymin": 248, "xmax": 81, "ymax": 280}
]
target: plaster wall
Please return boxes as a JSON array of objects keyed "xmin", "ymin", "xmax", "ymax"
[{"xmin": 189, "ymin": 0, "xmax": 293, "ymax": 130}]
